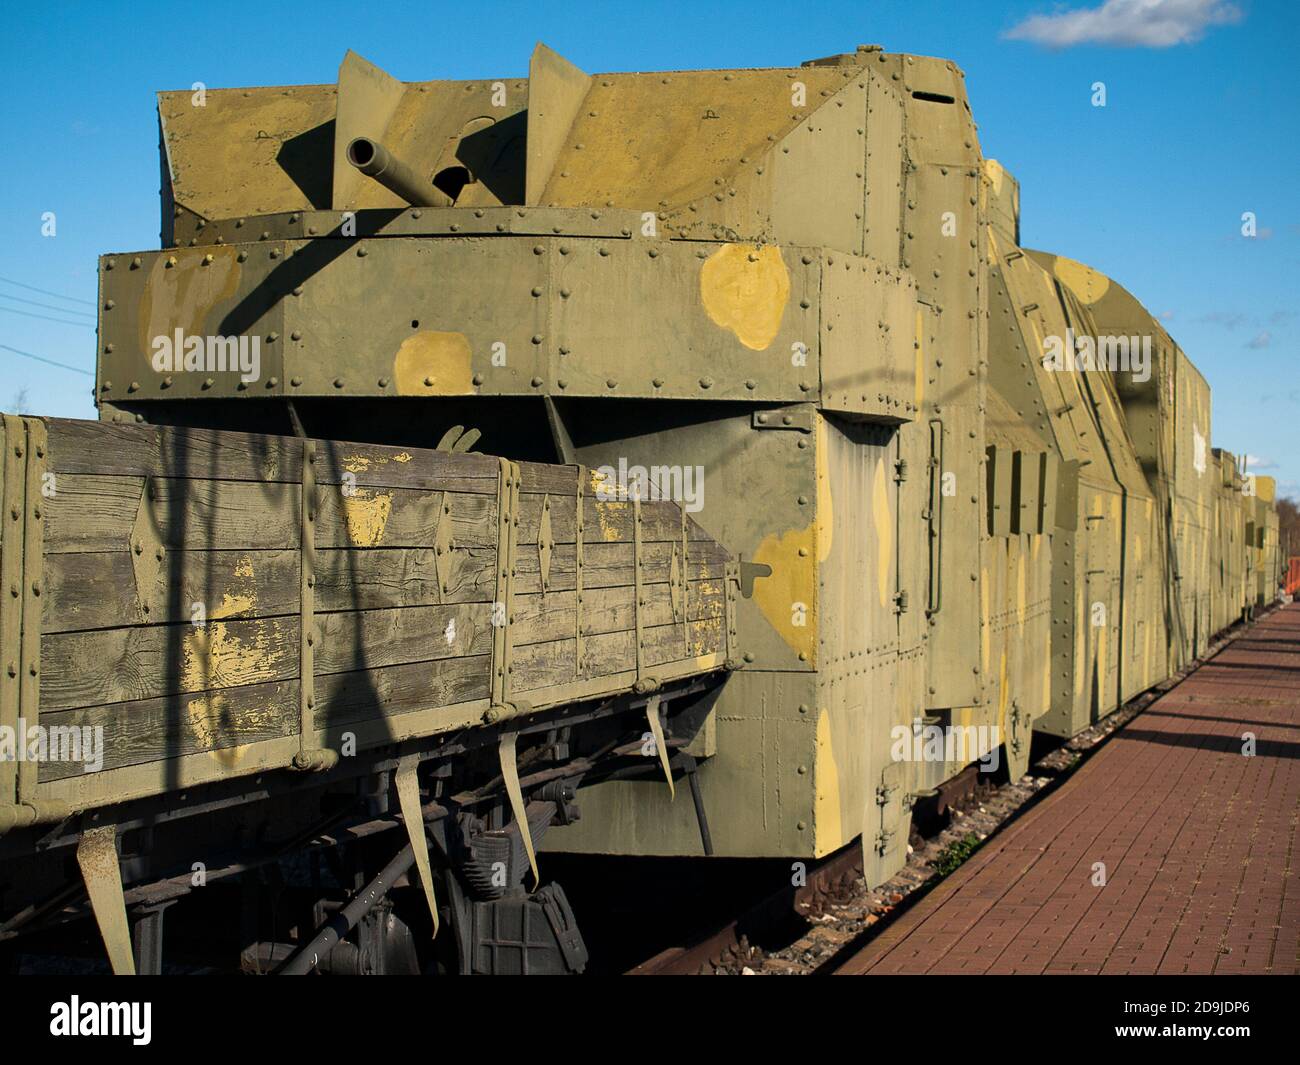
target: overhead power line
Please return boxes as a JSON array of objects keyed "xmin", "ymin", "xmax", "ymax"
[
  {"xmin": 0, "ymin": 305, "xmax": 94, "ymax": 328},
  {"xmin": 0, "ymin": 292, "xmax": 95, "ymax": 318},
  {"xmin": 0, "ymin": 275, "xmax": 95, "ymax": 307},
  {"xmin": 0, "ymin": 343, "xmax": 93, "ymax": 375}
]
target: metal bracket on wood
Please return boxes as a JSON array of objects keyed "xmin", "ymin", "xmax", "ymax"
[
  {"xmin": 129, "ymin": 477, "xmax": 166, "ymax": 624},
  {"xmin": 292, "ymin": 438, "xmax": 334, "ymax": 772},
  {"xmin": 724, "ymin": 560, "xmax": 741, "ymax": 667},
  {"xmin": 0, "ymin": 415, "xmax": 25, "ymax": 811},
  {"xmin": 538, "ymin": 493, "xmax": 554, "ymax": 595},
  {"xmin": 669, "ymin": 545, "xmax": 682, "ymax": 622},
  {"xmin": 76, "ymin": 824, "xmax": 135, "ymax": 975},
  {"xmin": 17, "ymin": 418, "xmax": 44, "ymax": 804},
  {"xmin": 395, "ymin": 755, "xmax": 438, "ymax": 938},
  {"xmin": 679, "ymin": 506, "xmax": 690, "ymax": 650},
  {"xmin": 491, "ymin": 459, "xmax": 520, "ymax": 706},
  {"xmin": 574, "ymin": 466, "xmax": 585, "ymax": 678},
  {"xmin": 433, "ymin": 492, "xmax": 455, "ymax": 598},
  {"xmin": 498, "ymin": 732, "xmax": 539, "ymax": 892},
  {"xmin": 633, "ymin": 492, "xmax": 646, "ymax": 684},
  {"xmin": 644, "ymin": 694, "xmax": 675, "ymax": 800}
]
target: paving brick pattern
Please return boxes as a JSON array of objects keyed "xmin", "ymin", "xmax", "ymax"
[{"xmin": 840, "ymin": 604, "xmax": 1300, "ymax": 975}]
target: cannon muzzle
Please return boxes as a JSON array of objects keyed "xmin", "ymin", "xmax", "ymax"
[{"xmin": 345, "ymin": 137, "xmax": 452, "ymax": 208}]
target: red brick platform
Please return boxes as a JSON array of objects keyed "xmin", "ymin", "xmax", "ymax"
[{"xmin": 839, "ymin": 603, "xmax": 1300, "ymax": 975}]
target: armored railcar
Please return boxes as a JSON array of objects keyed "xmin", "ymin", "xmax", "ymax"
[{"xmin": 0, "ymin": 42, "xmax": 1279, "ymax": 974}]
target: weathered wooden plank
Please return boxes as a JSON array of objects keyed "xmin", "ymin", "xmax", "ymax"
[
  {"xmin": 44, "ymin": 418, "xmax": 305, "ymax": 483},
  {"xmin": 512, "ymin": 539, "xmax": 727, "ymax": 594},
  {"xmin": 41, "ymin": 617, "xmax": 298, "ymax": 712},
  {"xmin": 518, "ymin": 461, "xmax": 580, "ymax": 495},
  {"xmin": 47, "ymin": 476, "xmax": 502, "ymax": 557},
  {"xmin": 312, "ymin": 654, "xmax": 490, "ymax": 729},
  {"xmin": 36, "ymin": 607, "xmax": 720, "ymax": 782},
  {"xmin": 43, "ymin": 474, "xmax": 299, "ymax": 554},
  {"xmin": 43, "ymin": 548, "xmax": 299, "ymax": 632},
  {"xmin": 604, "ymin": 499, "xmax": 708, "ymax": 543},
  {"xmin": 41, "ymin": 598, "xmax": 501, "ymax": 711},
  {"xmin": 511, "ymin": 580, "xmax": 724, "ymax": 646},
  {"xmin": 314, "ymin": 485, "xmax": 495, "ymax": 549},
  {"xmin": 37, "ymin": 679, "xmax": 298, "ymax": 781},
  {"xmin": 313, "ymin": 439, "xmax": 498, "ymax": 492},
  {"xmin": 316, "ymin": 546, "xmax": 495, "ymax": 610},
  {"xmin": 42, "ymin": 474, "xmax": 144, "ymax": 553},
  {"xmin": 512, "ymin": 618, "xmax": 725, "ymax": 693},
  {"xmin": 648, "ymin": 616, "xmax": 727, "ymax": 664},
  {"xmin": 43, "ymin": 544, "xmax": 496, "ymax": 632},
  {"xmin": 516, "ymin": 495, "xmax": 711, "ymax": 546},
  {"xmin": 42, "ymin": 417, "xmax": 502, "ymax": 493},
  {"xmin": 313, "ymin": 603, "xmax": 493, "ymax": 675}
]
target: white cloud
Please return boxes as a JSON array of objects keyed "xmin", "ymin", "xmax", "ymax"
[
  {"xmin": 1005, "ymin": 0, "xmax": 1243, "ymax": 48},
  {"xmin": 1244, "ymin": 455, "xmax": 1277, "ymax": 470}
]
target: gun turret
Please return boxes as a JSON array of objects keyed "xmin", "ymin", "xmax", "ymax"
[{"xmin": 345, "ymin": 136, "xmax": 453, "ymax": 207}]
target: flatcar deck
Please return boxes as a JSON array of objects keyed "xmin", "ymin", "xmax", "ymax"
[{"xmin": 837, "ymin": 603, "xmax": 1300, "ymax": 975}]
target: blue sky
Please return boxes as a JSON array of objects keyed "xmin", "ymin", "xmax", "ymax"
[{"xmin": 1, "ymin": 0, "xmax": 1295, "ymax": 495}]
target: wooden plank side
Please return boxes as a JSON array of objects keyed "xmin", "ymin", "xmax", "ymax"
[
  {"xmin": 43, "ymin": 474, "xmax": 144, "ymax": 553},
  {"xmin": 43, "ymin": 418, "xmax": 305, "ymax": 483},
  {"xmin": 312, "ymin": 654, "xmax": 490, "ymax": 729},
  {"xmin": 511, "ymin": 579, "xmax": 724, "ymax": 647},
  {"xmin": 44, "ymin": 548, "xmax": 299, "ymax": 632},
  {"xmin": 502, "ymin": 494, "xmax": 717, "ymax": 547},
  {"xmin": 313, "ymin": 603, "xmax": 493, "ymax": 675},
  {"xmin": 46, "ymin": 477, "xmax": 496, "ymax": 556},
  {"xmin": 38, "ymin": 679, "xmax": 298, "ymax": 781},
  {"xmin": 316, "ymin": 546, "xmax": 495, "ymax": 610},
  {"xmin": 41, "ymin": 617, "xmax": 299, "ymax": 712},
  {"xmin": 43, "ymin": 545, "xmax": 496, "ymax": 632},
  {"xmin": 513, "ymin": 617, "xmax": 725, "ymax": 693},
  {"xmin": 26, "ymin": 418, "xmax": 734, "ymax": 808},
  {"xmin": 512, "ymin": 539, "xmax": 727, "ymax": 594},
  {"xmin": 313, "ymin": 439, "xmax": 498, "ymax": 492},
  {"xmin": 41, "ymin": 602, "xmax": 496, "ymax": 712},
  {"xmin": 518, "ymin": 461, "xmax": 582, "ymax": 496},
  {"xmin": 42, "ymin": 417, "xmax": 500, "ymax": 492},
  {"xmin": 517, "ymin": 495, "xmax": 712, "ymax": 546},
  {"xmin": 44, "ymin": 474, "xmax": 299, "ymax": 554},
  {"xmin": 314, "ymin": 486, "xmax": 495, "ymax": 549}
]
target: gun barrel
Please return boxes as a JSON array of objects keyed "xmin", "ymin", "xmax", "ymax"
[{"xmin": 345, "ymin": 137, "xmax": 452, "ymax": 208}]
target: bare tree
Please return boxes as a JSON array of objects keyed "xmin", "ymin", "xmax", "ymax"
[{"xmin": 1280, "ymin": 497, "xmax": 1300, "ymax": 562}]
